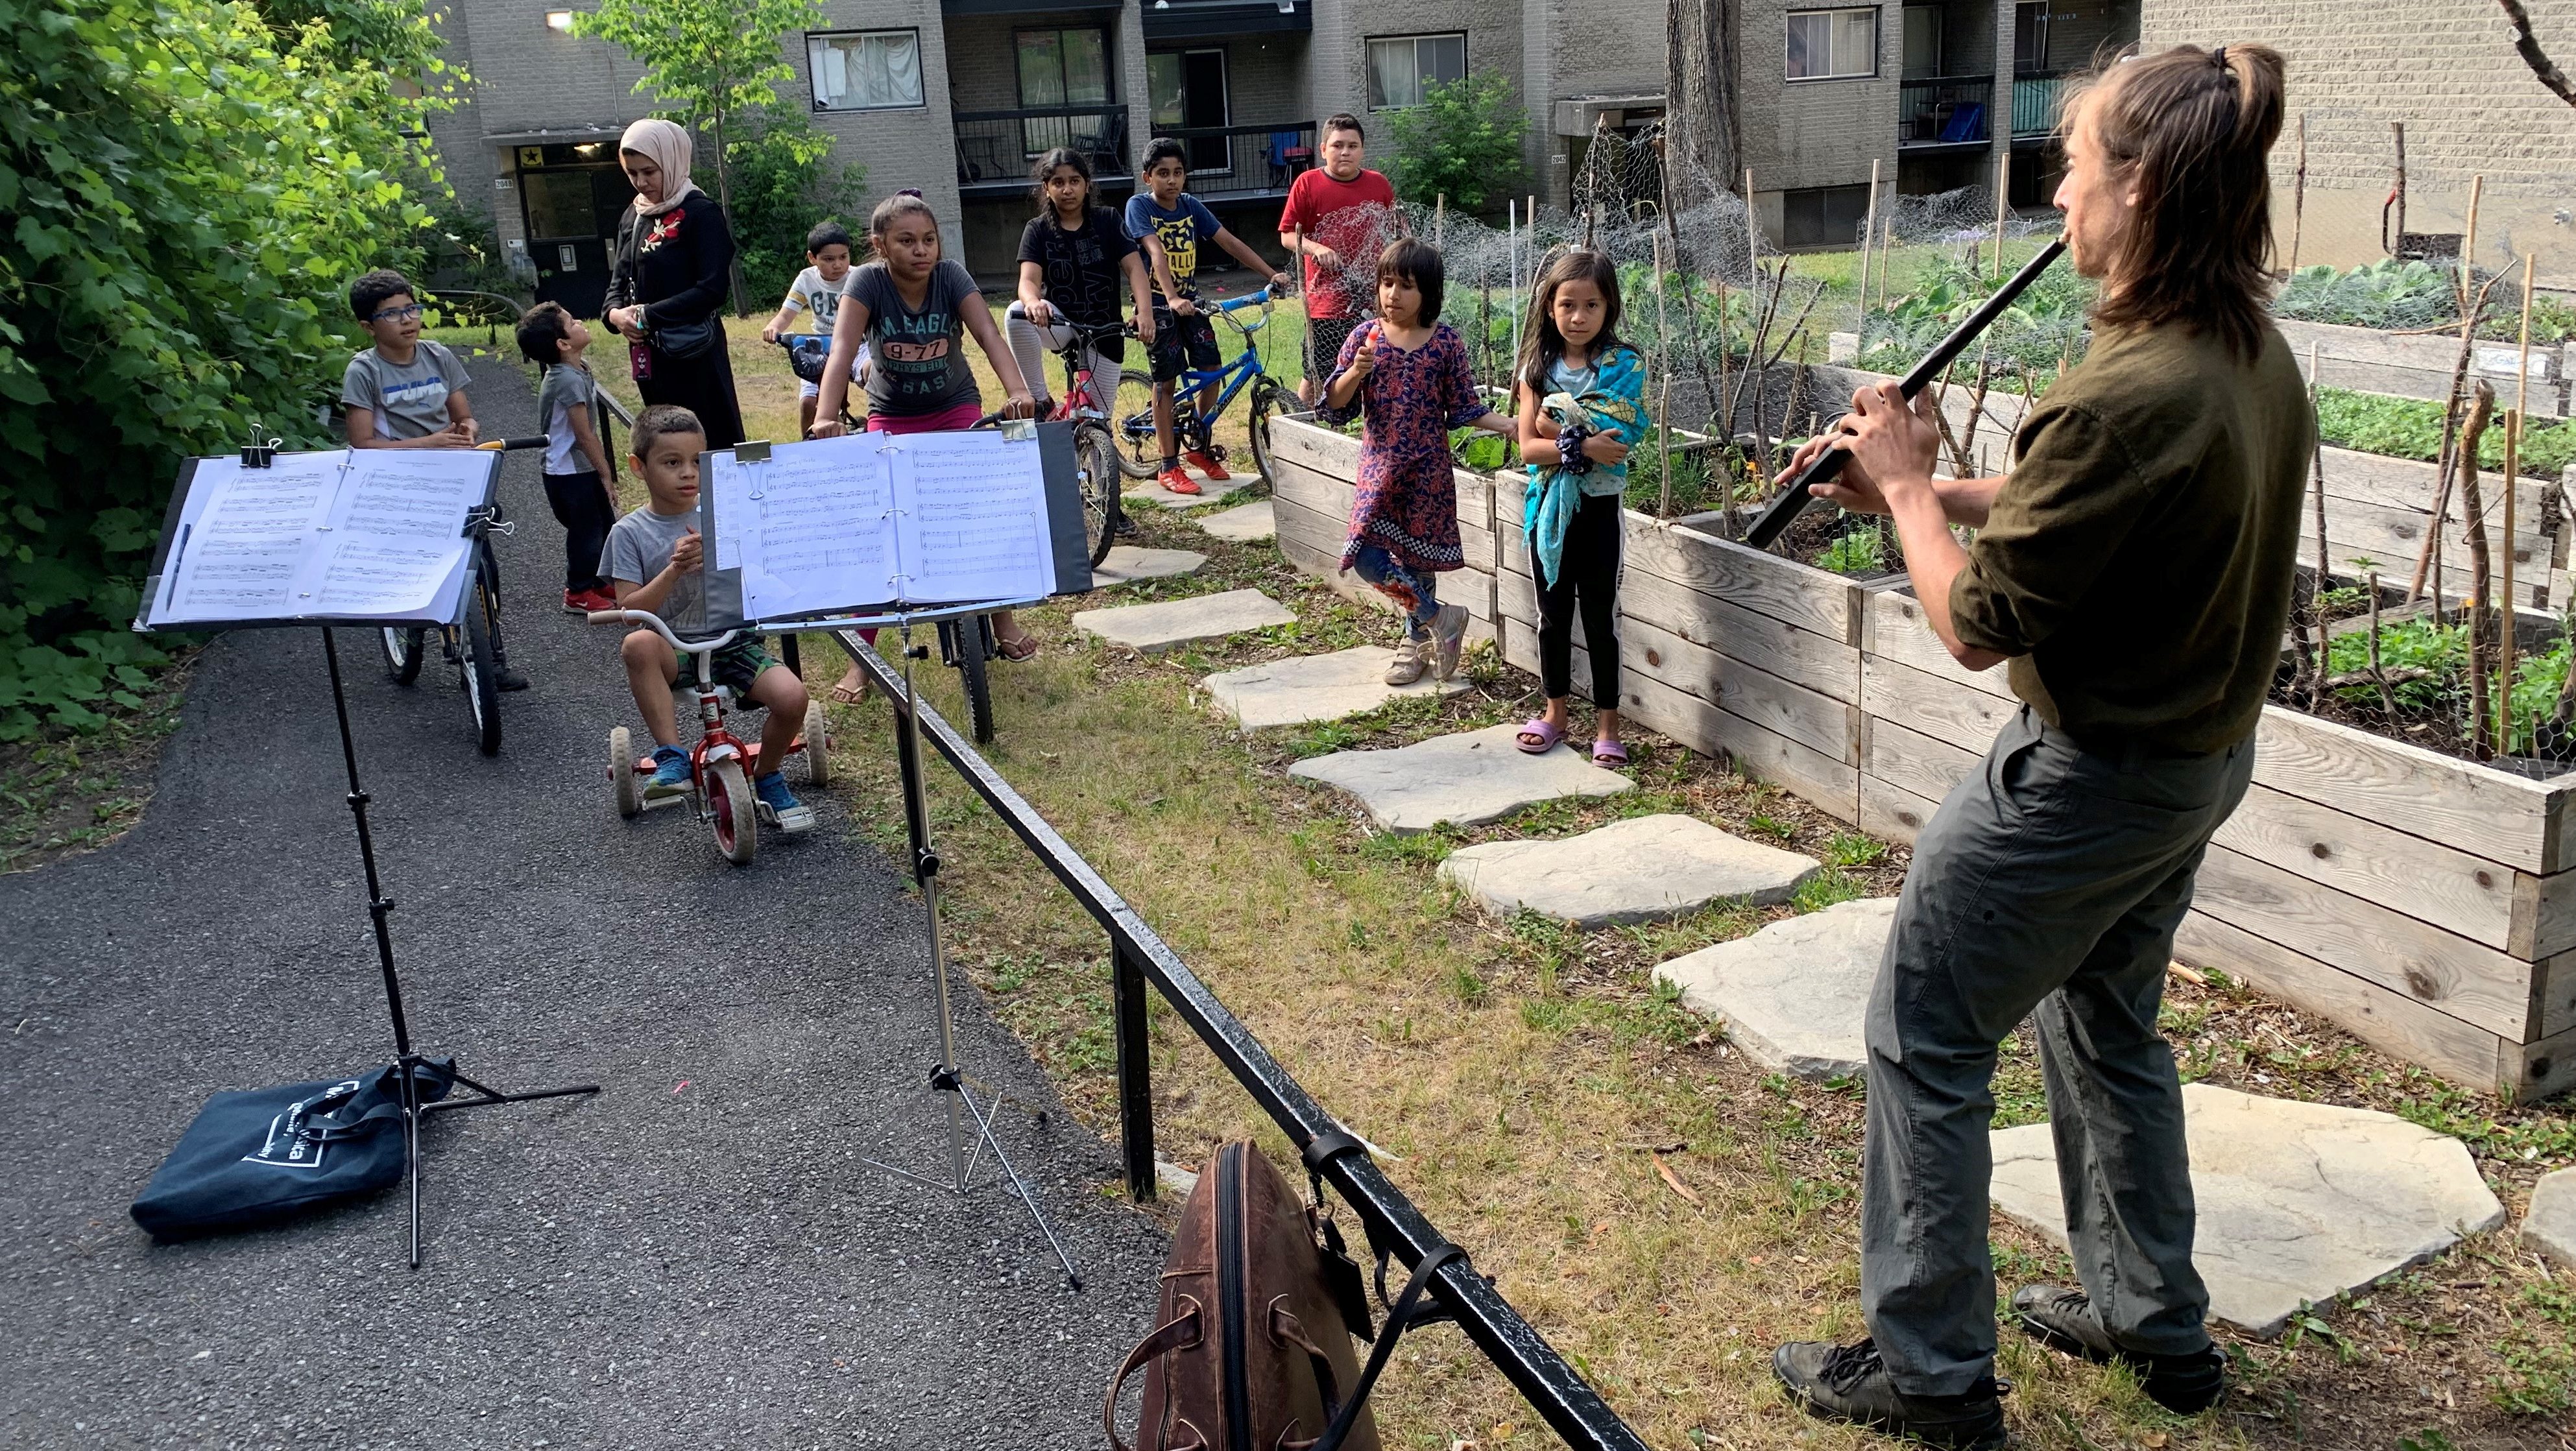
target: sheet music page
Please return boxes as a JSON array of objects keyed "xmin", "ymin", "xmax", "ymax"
[
  {"xmin": 708, "ymin": 435, "xmax": 900, "ymax": 619},
  {"xmin": 301, "ymin": 450, "xmax": 491, "ymax": 618},
  {"xmin": 890, "ymin": 430, "xmax": 1055, "ymax": 606},
  {"xmin": 155, "ymin": 451, "xmax": 347, "ymax": 623}
]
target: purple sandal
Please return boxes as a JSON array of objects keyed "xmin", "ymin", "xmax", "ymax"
[
  {"xmin": 1517, "ymin": 718, "xmax": 1565, "ymax": 754},
  {"xmin": 1591, "ymin": 739, "xmax": 1630, "ymax": 766}
]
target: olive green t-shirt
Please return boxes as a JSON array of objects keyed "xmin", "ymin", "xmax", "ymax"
[{"xmin": 1947, "ymin": 320, "xmax": 2313, "ymax": 753}]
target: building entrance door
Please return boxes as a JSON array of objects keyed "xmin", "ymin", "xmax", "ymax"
[{"xmin": 518, "ymin": 145, "xmax": 635, "ymax": 319}]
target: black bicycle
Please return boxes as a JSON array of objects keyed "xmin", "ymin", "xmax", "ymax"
[
  {"xmin": 379, "ymin": 492, "xmax": 516, "ymax": 756},
  {"xmin": 1026, "ymin": 315, "xmax": 1132, "ymax": 565}
]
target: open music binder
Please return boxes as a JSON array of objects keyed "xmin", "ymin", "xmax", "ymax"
[
  {"xmin": 697, "ymin": 422, "xmax": 1093, "ymax": 627},
  {"xmin": 134, "ymin": 448, "xmax": 503, "ymax": 632}
]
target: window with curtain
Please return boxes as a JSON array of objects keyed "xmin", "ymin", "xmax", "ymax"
[
  {"xmin": 1364, "ymin": 34, "xmax": 1467, "ymax": 110},
  {"xmin": 1785, "ymin": 8, "xmax": 1879, "ymax": 80},
  {"xmin": 1017, "ymin": 27, "xmax": 1111, "ymax": 154},
  {"xmin": 809, "ymin": 30, "xmax": 923, "ymax": 111}
]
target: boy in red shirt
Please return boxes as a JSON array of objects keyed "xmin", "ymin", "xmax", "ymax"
[{"xmin": 1278, "ymin": 114, "xmax": 1400, "ymax": 405}]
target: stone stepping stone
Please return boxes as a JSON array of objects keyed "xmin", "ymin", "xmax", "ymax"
[
  {"xmin": 1288, "ymin": 722, "xmax": 1633, "ymax": 834},
  {"xmin": 1072, "ymin": 588, "xmax": 1294, "ymax": 654},
  {"xmin": 1443, "ymin": 814, "xmax": 1820, "ymax": 929},
  {"xmin": 1203, "ymin": 646, "xmax": 1466, "ymax": 731},
  {"xmin": 1196, "ymin": 499, "xmax": 1276, "ymax": 543},
  {"xmin": 1654, "ymin": 897, "xmax": 1894, "ymax": 1079},
  {"xmin": 1122, "ymin": 474, "xmax": 1253, "ymax": 510},
  {"xmin": 1090, "ymin": 546, "xmax": 1207, "ymax": 587},
  {"xmin": 2522, "ymin": 1166, "xmax": 2576, "ymax": 1272},
  {"xmin": 1991, "ymin": 1084, "xmax": 2507, "ymax": 1337}
]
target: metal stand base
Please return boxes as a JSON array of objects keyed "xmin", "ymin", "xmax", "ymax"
[
  {"xmin": 861, "ymin": 621, "xmax": 1081, "ymax": 1291},
  {"xmin": 322, "ymin": 629, "xmax": 601, "ymax": 1269}
]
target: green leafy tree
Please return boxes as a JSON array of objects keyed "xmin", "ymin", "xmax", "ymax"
[
  {"xmin": 1384, "ymin": 73, "xmax": 1530, "ymax": 215},
  {"xmin": 716, "ymin": 104, "xmax": 865, "ymax": 305},
  {"xmin": 0, "ymin": 0, "xmax": 455, "ymax": 738},
  {"xmin": 572, "ymin": 0, "xmax": 825, "ymax": 313}
]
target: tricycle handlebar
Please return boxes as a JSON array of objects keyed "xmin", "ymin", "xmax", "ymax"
[{"xmin": 584, "ymin": 608, "xmax": 743, "ymax": 654}]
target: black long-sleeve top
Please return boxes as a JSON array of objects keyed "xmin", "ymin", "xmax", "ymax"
[{"xmin": 608, "ymin": 191, "xmax": 736, "ymax": 334}]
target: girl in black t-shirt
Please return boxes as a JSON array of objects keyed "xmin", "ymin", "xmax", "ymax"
[{"xmin": 1006, "ymin": 147, "xmax": 1155, "ymax": 416}]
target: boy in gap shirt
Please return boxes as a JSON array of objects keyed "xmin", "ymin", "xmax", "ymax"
[{"xmin": 1124, "ymin": 137, "xmax": 1288, "ymax": 496}]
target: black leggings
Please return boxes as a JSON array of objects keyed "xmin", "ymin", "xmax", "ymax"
[
  {"xmin": 543, "ymin": 469, "xmax": 617, "ymax": 593},
  {"xmin": 1537, "ymin": 491, "xmax": 1622, "ymax": 706}
]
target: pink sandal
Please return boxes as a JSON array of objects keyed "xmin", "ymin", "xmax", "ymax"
[
  {"xmin": 1517, "ymin": 718, "xmax": 1565, "ymax": 754},
  {"xmin": 1592, "ymin": 739, "xmax": 1629, "ymax": 766}
]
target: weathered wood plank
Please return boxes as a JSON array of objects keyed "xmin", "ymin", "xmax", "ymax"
[
  {"xmin": 2193, "ymin": 845, "xmax": 2538, "ymax": 1040},
  {"xmin": 2246, "ymin": 704, "xmax": 2567, "ymax": 874},
  {"xmin": 2173, "ymin": 911, "xmax": 2507, "ymax": 1093},
  {"xmin": 2511, "ymin": 869, "xmax": 2576, "ymax": 963},
  {"xmin": 2215, "ymin": 782, "xmax": 2516, "ymax": 950},
  {"xmin": 2542, "ymin": 953, "xmax": 2576, "ymax": 1040},
  {"xmin": 1862, "ymin": 655, "xmax": 2016, "ymax": 755},
  {"xmin": 1861, "ymin": 715, "xmax": 1981, "ymax": 806},
  {"xmin": 1497, "ymin": 477, "xmax": 1862, "ymax": 643},
  {"xmin": 1859, "ymin": 771, "xmax": 1944, "ymax": 846},
  {"xmin": 1862, "ymin": 590, "xmax": 2016, "ymax": 699},
  {"xmin": 1266, "ymin": 416, "xmax": 1361, "ymax": 478},
  {"xmin": 2509, "ymin": 1021, "xmax": 2576, "ymax": 1102}
]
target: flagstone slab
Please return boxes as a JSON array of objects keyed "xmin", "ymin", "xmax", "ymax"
[
  {"xmin": 1203, "ymin": 647, "xmax": 1466, "ymax": 731},
  {"xmin": 2522, "ymin": 1166, "xmax": 2576, "ymax": 1272},
  {"xmin": 1123, "ymin": 475, "xmax": 1253, "ymax": 510},
  {"xmin": 1090, "ymin": 546, "xmax": 1207, "ymax": 587},
  {"xmin": 1287, "ymin": 723, "xmax": 1633, "ymax": 833},
  {"xmin": 1196, "ymin": 499, "xmax": 1277, "ymax": 543},
  {"xmin": 1072, "ymin": 589, "xmax": 1294, "ymax": 654},
  {"xmin": 1991, "ymin": 1084, "xmax": 2508, "ymax": 1337},
  {"xmin": 1444, "ymin": 815, "xmax": 1820, "ymax": 929},
  {"xmin": 1654, "ymin": 898, "xmax": 1896, "ymax": 1079}
]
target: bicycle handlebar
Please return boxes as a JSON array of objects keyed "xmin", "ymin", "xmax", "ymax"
[
  {"xmin": 584, "ymin": 608, "xmax": 743, "ymax": 654},
  {"xmin": 1213, "ymin": 289, "xmax": 1272, "ymax": 313}
]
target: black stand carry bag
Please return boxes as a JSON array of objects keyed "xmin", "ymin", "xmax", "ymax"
[{"xmin": 130, "ymin": 1059, "xmax": 456, "ymax": 1240}]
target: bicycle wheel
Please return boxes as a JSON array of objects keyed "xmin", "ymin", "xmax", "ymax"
[
  {"xmin": 951, "ymin": 618, "xmax": 995, "ymax": 746},
  {"xmin": 705, "ymin": 758, "xmax": 756, "ymax": 866},
  {"xmin": 1075, "ymin": 423, "xmax": 1121, "ymax": 566},
  {"xmin": 1247, "ymin": 379, "xmax": 1292, "ymax": 486},
  {"xmin": 1111, "ymin": 368, "xmax": 1162, "ymax": 479},
  {"xmin": 381, "ymin": 627, "xmax": 425, "ymax": 686},
  {"xmin": 609, "ymin": 726, "xmax": 642, "ymax": 819},
  {"xmin": 459, "ymin": 581, "xmax": 502, "ymax": 757}
]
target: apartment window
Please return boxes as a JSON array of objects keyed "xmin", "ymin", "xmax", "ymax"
[
  {"xmin": 1786, "ymin": 8, "xmax": 1879, "ymax": 81},
  {"xmin": 1366, "ymin": 33, "xmax": 1467, "ymax": 110},
  {"xmin": 1781, "ymin": 184, "xmax": 1875, "ymax": 247},
  {"xmin": 1901, "ymin": 4, "xmax": 1943, "ymax": 77},
  {"xmin": 1150, "ymin": 49, "xmax": 1232, "ymax": 172},
  {"xmin": 2014, "ymin": 1, "xmax": 2051, "ymax": 72},
  {"xmin": 1017, "ymin": 27, "xmax": 1112, "ymax": 154},
  {"xmin": 809, "ymin": 29, "xmax": 922, "ymax": 111}
]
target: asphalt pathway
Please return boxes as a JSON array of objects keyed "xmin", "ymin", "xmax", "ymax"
[{"xmin": 0, "ymin": 350, "xmax": 1166, "ymax": 1449}]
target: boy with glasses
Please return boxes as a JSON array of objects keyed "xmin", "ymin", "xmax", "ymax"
[{"xmin": 342, "ymin": 269, "xmax": 478, "ymax": 450}]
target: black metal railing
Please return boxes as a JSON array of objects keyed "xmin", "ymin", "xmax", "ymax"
[
  {"xmin": 1898, "ymin": 75, "xmax": 1993, "ymax": 146},
  {"xmin": 2012, "ymin": 71, "xmax": 2064, "ymax": 138},
  {"xmin": 954, "ymin": 104, "xmax": 1129, "ymax": 187},
  {"xmin": 1157, "ymin": 121, "xmax": 1316, "ymax": 197},
  {"xmin": 829, "ymin": 628, "xmax": 1650, "ymax": 1451}
]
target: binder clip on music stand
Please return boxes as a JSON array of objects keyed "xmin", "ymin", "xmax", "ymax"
[
  {"xmin": 858, "ymin": 606, "xmax": 1083, "ymax": 1291},
  {"xmin": 139, "ymin": 438, "xmax": 601, "ymax": 1269}
]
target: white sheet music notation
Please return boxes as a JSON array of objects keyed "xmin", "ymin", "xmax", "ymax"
[
  {"xmin": 704, "ymin": 429, "xmax": 1053, "ymax": 621},
  {"xmin": 149, "ymin": 448, "xmax": 494, "ymax": 627}
]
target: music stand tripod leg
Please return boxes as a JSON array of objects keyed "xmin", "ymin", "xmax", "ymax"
[
  {"xmin": 860, "ymin": 621, "xmax": 1081, "ymax": 1289},
  {"xmin": 319, "ymin": 629, "xmax": 603, "ymax": 1269}
]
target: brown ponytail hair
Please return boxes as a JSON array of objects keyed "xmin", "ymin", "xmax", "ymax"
[{"xmin": 2067, "ymin": 42, "xmax": 2286, "ymax": 359}]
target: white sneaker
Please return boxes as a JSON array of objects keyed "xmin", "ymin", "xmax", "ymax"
[
  {"xmin": 1384, "ymin": 638, "xmax": 1428, "ymax": 686},
  {"xmin": 1430, "ymin": 603, "xmax": 1470, "ymax": 681}
]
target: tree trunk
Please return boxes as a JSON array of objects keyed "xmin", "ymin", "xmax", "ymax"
[
  {"xmin": 1665, "ymin": 0, "xmax": 1744, "ymax": 211},
  {"xmin": 707, "ymin": 88, "xmax": 751, "ymax": 317}
]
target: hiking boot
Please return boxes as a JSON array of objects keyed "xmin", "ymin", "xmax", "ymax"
[
  {"xmin": 2011, "ymin": 1285, "xmax": 2229, "ymax": 1415},
  {"xmin": 1772, "ymin": 1339, "xmax": 2008, "ymax": 1450},
  {"xmin": 495, "ymin": 662, "xmax": 531, "ymax": 692},
  {"xmin": 645, "ymin": 746, "xmax": 692, "ymax": 800},
  {"xmin": 1430, "ymin": 603, "xmax": 1470, "ymax": 681},
  {"xmin": 1183, "ymin": 448, "xmax": 1231, "ymax": 481},
  {"xmin": 755, "ymin": 771, "xmax": 815, "ymax": 833},
  {"xmin": 1155, "ymin": 466, "xmax": 1201, "ymax": 496},
  {"xmin": 1384, "ymin": 638, "xmax": 1428, "ymax": 686}
]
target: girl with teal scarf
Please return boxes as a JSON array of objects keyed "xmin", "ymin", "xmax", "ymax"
[{"xmin": 1513, "ymin": 249, "xmax": 1648, "ymax": 765}]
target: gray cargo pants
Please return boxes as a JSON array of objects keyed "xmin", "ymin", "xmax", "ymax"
[{"xmin": 1862, "ymin": 704, "xmax": 2254, "ymax": 1395}]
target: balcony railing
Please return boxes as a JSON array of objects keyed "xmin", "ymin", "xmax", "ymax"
[
  {"xmin": 1898, "ymin": 76, "xmax": 1992, "ymax": 147},
  {"xmin": 952, "ymin": 104, "xmax": 1127, "ymax": 189},
  {"xmin": 2012, "ymin": 71, "xmax": 2064, "ymax": 138},
  {"xmin": 1156, "ymin": 121, "xmax": 1316, "ymax": 199}
]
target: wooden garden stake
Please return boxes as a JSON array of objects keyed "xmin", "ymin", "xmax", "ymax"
[
  {"xmin": 1434, "ymin": 194, "xmax": 1445, "ymax": 248},
  {"xmin": 2368, "ymin": 572, "xmax": 2400, "ymax": 717},
  {"xmin": 2289, "ymin": 112, "xmax": 2309, "ymax": 274},
  {"xmin": 1877, "ymin": 215, "xmax": 1894, "ymax": 313},
  {"xmin": 2459, "ymin": 379, "xmax": 2498, "ymax": 759},
  {"xmin": 2407, "ymin": 173, "xmax": 2487, "ymax": 605},
  {"xmin": 1655, "ymin": 232, "xmax": 1674, "ymax": 516},
  {"xmin": 1859, "ymin": 158, "xmax": 1881, "ymax": 313},
  {"xmin": 2307, "ymin": 342, "xmax": 2332, "ymax": 704},
  {"xmin": 1992, "ymin": 148, "xmax": 2010, "ymax": 280},
  {"xmin": 2503, "ymin": 252, "xmax": 2537, "ymax": 749}
]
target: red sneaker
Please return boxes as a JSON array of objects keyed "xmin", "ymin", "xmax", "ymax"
[
  {"xmin": 566, "ymin": 587, "xmax": 619, "ymax": 615},
  {"xmin": 1155, "ymin": 466, "xmax": 1202, "ymax": 496},
  {"xmin": 1183, "ymin": 449, "xmax": 1232, "ymax": 481}
]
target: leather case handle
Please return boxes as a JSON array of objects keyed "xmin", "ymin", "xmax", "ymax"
[{"xmin": 1103, "ymin": 1299, "xmax": 1205, "ymax": 1451}]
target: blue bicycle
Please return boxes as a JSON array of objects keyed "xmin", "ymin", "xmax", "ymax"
[{"xmin": 1111, "ymin": 289, "xmax": 1297, "ymax": 484}]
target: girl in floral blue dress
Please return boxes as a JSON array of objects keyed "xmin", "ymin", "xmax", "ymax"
[{"xmin": 1318, "ymin": 238, "xmax": 1517, "ymax": 684}]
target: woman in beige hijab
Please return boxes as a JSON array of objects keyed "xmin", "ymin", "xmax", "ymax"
[{"xmin": 603, "ymin": 117, "xmax": 746, "ymax": 447}]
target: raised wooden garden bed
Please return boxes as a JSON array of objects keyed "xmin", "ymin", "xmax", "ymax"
[{"xmin": 1265, "ymin": 413, "xmax": 2576, "ymax": 1101}]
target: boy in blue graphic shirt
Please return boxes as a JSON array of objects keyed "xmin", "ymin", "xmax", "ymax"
[{"xmin": 1124, "ymin": 138, "xmax": 1288, "ymax": 496}]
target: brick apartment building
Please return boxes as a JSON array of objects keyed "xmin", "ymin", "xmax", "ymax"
[{"xmin": 422, "ymin": 0, "xmax": 2151, "ymax": 316}]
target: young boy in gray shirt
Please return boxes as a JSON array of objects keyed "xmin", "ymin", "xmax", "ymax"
[{"xmin": 341, "ymin": 269, "xmax": 477, "ymax": 448}]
